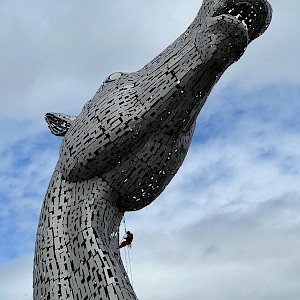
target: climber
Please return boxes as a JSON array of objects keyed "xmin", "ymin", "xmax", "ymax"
[{"xmin": 119, "ymin": 231, "xmax": 134, "ymax": 248}]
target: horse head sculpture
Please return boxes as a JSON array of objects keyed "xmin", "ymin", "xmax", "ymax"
[{"xmin": 34, "ymin": 0, "xmax": 272, "ymax": 299}]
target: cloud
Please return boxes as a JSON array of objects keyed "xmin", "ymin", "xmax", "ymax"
[
  {"xmin": 1, "ymin": 0, "xmax": 300, "ymax": 299},
  {"xmin": 216, "ymin": 0, "xmax": 300, "ymax": 90},
  {"xmin": 0, "ymin": 135, "xmax": 59, "ymax": 261},
  {"xmin": 0, "ymin": 0, "xmax": 298, "ymax": 148},
  {"xmin": 0, "ymin": 255, "xmax": 33, "ymax": 300},
  {"xmin": 123, "ymin": 79, "xmax": 300, "ymax": 298},
  {"xmin": 129, "ymin": 195, "xmax": 300, "ymax": 300},
  {"xmin": 125, "ymin": 84, "xmax": 300, "ymax": 234},
  {"xmin": 1, "ymin": 0, "xmax": 299, "ymax": 119},
  {"xmin": 2, "ymin": 196, "xmax": 299, "ymax": 300}
]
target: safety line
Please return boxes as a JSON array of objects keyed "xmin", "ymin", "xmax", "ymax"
[{"xmin": 122, "ymin": 215, "xmax": 134, "ymax": 286}]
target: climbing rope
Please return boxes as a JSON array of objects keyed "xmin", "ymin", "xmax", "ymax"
[
  {"xmin": 121, "ymin": 215, "xmax": 134, "ymax": 286},
  {"xmin": 126, "ymin": 246, "xmax": 134, "ymax": 286},
  {"xmin": 123, "ymin": 215, "xmax": 127, "ymax": 232}
]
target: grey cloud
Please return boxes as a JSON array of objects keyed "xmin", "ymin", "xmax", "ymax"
[
  {"xmin": 215, "ymin": 0, "xmax": 300, "ymax": 90},
  {"xmin": 1, "ymin": 1, "xmax": 300, "ymax": 299},
  {"xmin": 0, "ymin": 255, "xmax": 33, "ymax": 300},
  {"xmin": 130, "ymin": 195, "xmax": 300, "ymax": 300},
  {"xmin": 0, "ymin": 0, "xmax": 299, "ymax": 146},
  {"xmin": 3, "ymin": 195, "xmax": 299, "ymax": 300},
  {"xmin": 1, "ymin": 0, "xmax": 202, "ymax": 145}
]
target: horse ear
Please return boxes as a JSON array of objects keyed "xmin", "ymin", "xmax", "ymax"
[{"xmin": 45, "ymin": 112, "xmax": 77, "ymax": 136}]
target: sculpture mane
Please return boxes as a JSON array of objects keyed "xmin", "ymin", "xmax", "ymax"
[{"xmin": 34, "ymin": 0, "xmax": 272, "ymax": 299}]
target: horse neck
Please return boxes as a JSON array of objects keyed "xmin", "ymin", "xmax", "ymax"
[{"xmin": 34, "ymin": 170, "xmax": 137, "ymax": 299}]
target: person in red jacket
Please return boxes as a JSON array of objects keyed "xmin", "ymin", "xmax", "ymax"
[{"xmin": 119, "ymin": 231, "xmax": 134, "ymax": 248}]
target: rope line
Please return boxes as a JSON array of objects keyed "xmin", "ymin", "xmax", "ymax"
[
  {"xmin": 121, "ymin": 215, "xmax": 134, "ymax": 286},
  {"xmin": 124, "ymin": 245, "xmax": 129, "ymax": 277},
  {"xmin": 123, "ymin": 215, "xmax": 127, "ymax": 232},
  {"xmin": 127, "ymin": 246, "xmax": 134, "ymax": 286}
]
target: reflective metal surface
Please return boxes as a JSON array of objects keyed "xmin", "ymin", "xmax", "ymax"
[{"xmin": 34, "ymin": 0, "xmax": 272, "ymax": 299}]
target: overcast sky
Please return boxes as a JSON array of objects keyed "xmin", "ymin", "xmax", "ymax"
[{"xmin": 0, "ymin": 0, "xmax": 300, "ymax": 299}]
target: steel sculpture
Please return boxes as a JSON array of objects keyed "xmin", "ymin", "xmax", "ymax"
[{"xmin": 34, "ymin": 0, "xmax": 272, "ymax": 299}]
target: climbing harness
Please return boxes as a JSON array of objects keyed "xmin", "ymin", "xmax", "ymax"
[{"xmin": 121, "ymin": 215, "xmax": 134, "ymax": 286}]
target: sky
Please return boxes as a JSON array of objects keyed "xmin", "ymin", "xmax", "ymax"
[{"xmin": 0, "ymin": 0, "xmax": 299, "ymax": 299}]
